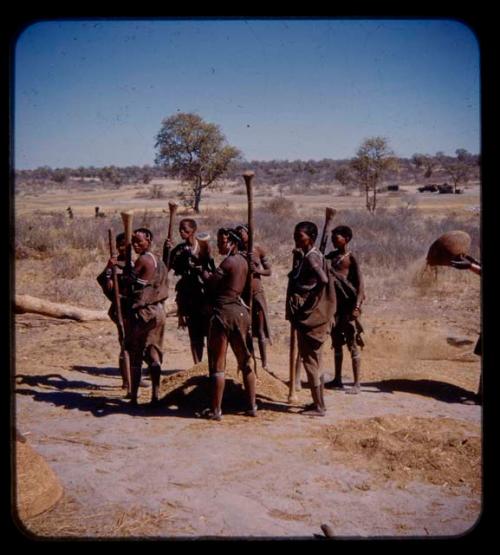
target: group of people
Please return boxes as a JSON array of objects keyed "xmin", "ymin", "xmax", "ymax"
[
  {"xmin": 97, "ymin": 214, "xmax": 481, "ymax": 420},
  {"xmin": 97, "ymin": 217, "xmax": 366, "ymax": 419}
]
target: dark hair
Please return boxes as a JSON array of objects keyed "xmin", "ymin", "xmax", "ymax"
[
  {"xmin": 133, "ymin": 227, "xmax": 153, "ymax": 241},
  {"xmin": 331, "ymin": 225, "xmax": 353, "ymax": 242},
  {"xmin": 294, "ymin": 221, "xmax": 318, "ymax": 242},
  {"xmin": 115, "ymin": 232, "xmax": 125, "ymax": 244},
  {"xmin": 218, "ymin": 227, "xmax": 243, "ymax": 250},
  {"xmin": 179, "ymin": 218, "xmax": 197, "ymax": 230}
]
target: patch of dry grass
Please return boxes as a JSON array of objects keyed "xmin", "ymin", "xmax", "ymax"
[{"xmin": 14, "ymin": 198, "xmax": 479, "ymax": 310}]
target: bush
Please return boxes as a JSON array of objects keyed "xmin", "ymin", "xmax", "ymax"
[{"xmin": 265, "ymin": 196, "xmax": 297, "ymax": 217}]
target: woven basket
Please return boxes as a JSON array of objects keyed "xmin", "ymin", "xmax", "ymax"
[{"xmin": 426, "ymin": 230, "xmax": 471, "ymax": 267}]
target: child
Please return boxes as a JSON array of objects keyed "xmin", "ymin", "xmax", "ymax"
[{"xmin": 325, "ymin": 226, "xmax": 365, "ymax": 394}]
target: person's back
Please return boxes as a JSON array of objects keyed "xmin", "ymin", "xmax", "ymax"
[
  {"xmin": 213, "ymin": 251, "xmax": 248, "ymax": 303},
  {"xmin": 201, "ymin": 228, "xmax": 256, "ymax": 421}
]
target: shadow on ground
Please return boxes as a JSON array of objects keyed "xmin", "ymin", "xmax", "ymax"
[
  {"xmin": 15, "ymin": 372, "xmax": 292, "ymax": 418},
  {"xmin": 370, "ymin": 378, "xmax": 479, "ymax": 404}
]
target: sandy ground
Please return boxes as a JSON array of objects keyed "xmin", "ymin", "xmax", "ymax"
[{"xmin": 13, "ymin": 294, "xmax": 482, "ymax": 539}]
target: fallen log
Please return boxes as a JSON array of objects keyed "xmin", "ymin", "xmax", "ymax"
[
  {"xmin": 14, "ymin": 294, "xmax": 109, "ymax": 322},
  {"xmin": 15, "ymin": 294, "xmax": 178, "ymax": 321}
]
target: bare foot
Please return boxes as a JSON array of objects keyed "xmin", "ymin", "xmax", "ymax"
[
  {"xmin": 200, "ymin": 408, "xmax": 222, "ymax": 421},
  {"xmin": 303, "ymin": 402, "xmax": 327, "ymax": 412},
  {"xmin": 301, "ymin": 405, "xmax": 326, "ymax": 417},
  {"xmin": 346, "ymin": 384, "xmax": 360, "ymax": 395},
  {"xmin": 245, "ymin": 405, "xmax": 258, "ymax": 417}
]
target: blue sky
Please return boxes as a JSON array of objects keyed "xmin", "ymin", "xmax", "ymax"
[{"xmin": 13, "ymin": 18, "xmax": 480, "ymax": 170}]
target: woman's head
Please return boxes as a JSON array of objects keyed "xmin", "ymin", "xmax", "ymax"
[
  {"xmin": 179, "ymin": 218, "xmax": 197, "ymax": 240},
  {"xmin": 293, "ymin": 221, "xmax": 318, "ymax": 249}
]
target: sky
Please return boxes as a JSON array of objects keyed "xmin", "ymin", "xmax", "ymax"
[{"xmin": 13, "ymin": 18, "xmax": 480, "ymax": 170}]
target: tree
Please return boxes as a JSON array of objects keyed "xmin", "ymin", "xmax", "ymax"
[
  {"xmin": 154, "ymin": 112, "xmax": 241, "ymax": 213},
  {"xmin": 99, "ymin": 166, "xmax": 122, "ymax": 188},
  {"xmin": 52, "ymin": 169, "xmax": 68, "ymax": 184},
  {"xmin": 334, "ymin": 166, "xmax": 353, "ymax": 188},
  {"xmin": 436, "ymin": 149, "xmax": 475, "ymax": 193},
  {"xmin": 411, "ymin": 153, "xmax": 437, "ymax": 179},
  {"xmin": 350, "ymin": 137, "xmax": 398, "ymax": 213}
]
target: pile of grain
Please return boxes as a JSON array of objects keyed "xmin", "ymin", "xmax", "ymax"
[
  {"xmin": 15, "ymin": 436, "xmax": 64, "ymax": 522},
  {"xmin": 159, "ymin": 361, "xmax": 290, "ymax": 413},
  {"xmin": 323, "ymin": 415, "xmax": 481, "ymax": 491}
]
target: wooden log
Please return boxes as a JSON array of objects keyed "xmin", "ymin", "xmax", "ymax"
[
  {"xmin": 15, "ymin": 294, "xmax": 178, "ymax": 321},
  {"xmin": 14, "ymin": 294, "xmax": 109, "ymax": 322}
]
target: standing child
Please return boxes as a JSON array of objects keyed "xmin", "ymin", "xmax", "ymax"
[
  {"xmin": 286, "ymin": 222, "xmax": 336, "ymax": 416},
  {"xmin": 325, "ymin": 226, "xmax": 365, "ymax": 394}
]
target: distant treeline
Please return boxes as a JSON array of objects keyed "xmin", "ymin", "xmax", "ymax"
[{"xmin": 15, "ymin": 153, "xmax": 480, "ymax": 191}]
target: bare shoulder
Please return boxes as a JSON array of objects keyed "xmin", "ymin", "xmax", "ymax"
[
  {"xmin": 135, "ymin": 252, "xmax": 155, "ymax": 271},
  {"xmin": 307, "ymin": 250, "xmax": 323, "ymax": 264},
  {"xmin": 254, "ymin": 244, "xmax": 266, "ymax": 257},
  {"xmin": 348, "ymin": 252, "xmax": 360, "ymax": 266}
]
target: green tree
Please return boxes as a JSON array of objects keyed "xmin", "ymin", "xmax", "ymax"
[
  {"xmin": 350, "ymin": 137, "xmax": 398, "ymax": 213},
  {"xmin": 154, "ymin": 112, "xmax": 241, "ymax": 213}
]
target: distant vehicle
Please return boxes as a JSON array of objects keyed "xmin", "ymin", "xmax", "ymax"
[
  {"xmin": 387, "ymin": 184, "xmax": 399, "ymax": 192},
  {"xmin": 418, "ymin": 184, "xmax": 438, "ymax": 193},
  {"xmin": 438, "ymin": 183, "xmax": 453, "ymax": 194}
]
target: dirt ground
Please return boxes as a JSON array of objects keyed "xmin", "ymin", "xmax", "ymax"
[{"xmin": 13, "ymin": 288, "xmax": 482, "ymax": 539}]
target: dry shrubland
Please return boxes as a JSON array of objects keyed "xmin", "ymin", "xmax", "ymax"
[{"xmin": 14, "ymin": 200, "xmax": 480, "ymax": 310}]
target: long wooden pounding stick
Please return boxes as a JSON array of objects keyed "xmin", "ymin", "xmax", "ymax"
[
  {"xmin": 288, "ymin": 206, "xmax": 336, "ymax": 403},
  {"xmin": 108, "ymin": 227, "xmax": 131, "ymax": 396},
  {"xmin": 287, "ymin": 248, "xmax": 301, "ymax": 403},
  {"xmin": 243, "ymin": 170, "xmax": 258, "ymax": 376},
  {"xmin": 164, "ymin": 201, "xmax": 178, "ymax": 269},
  {"xmin": 319, "ymin": 207, "xmax": 337, "ymax": 254},
  {"xmin": 121, "ymin": 210, "xmax": 134, "ymax": 273}
]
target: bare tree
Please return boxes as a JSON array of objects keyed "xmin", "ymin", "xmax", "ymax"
[
  {"xmin": 155, "ymin": 112, "xmax": 241, "ymax": 213},
  {"xmin": 350, "ymin": 137, "xmax": 398, "ymax": 213}
]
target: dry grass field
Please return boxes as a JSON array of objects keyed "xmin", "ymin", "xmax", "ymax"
[{"xmin": 13, "ymin": 178, "xmax": 482, "ymax": 538}]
